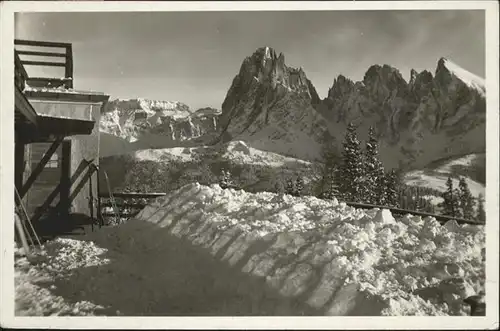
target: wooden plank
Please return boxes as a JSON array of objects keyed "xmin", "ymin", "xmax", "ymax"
[
  {"xmin": 65, "ymin": 44, "xmax": 73, "ymax": 83},
  {"xmin": 17, "ymin": 50, "xmax": 66, "ymax": 57},
  {"xmin": 15, "ymin": 39, "xmax": 71, "ymax": 49},
  {"xmin": 21, "ymin": 60, "xmax": 66, "ymax": 67},
  {"xmin": 99, "ymin": 192, "xmax": 167, "ymax": 199},
  {"xmin": 101, "ymin": 202, "xmax": 146, "ymax": 209}
]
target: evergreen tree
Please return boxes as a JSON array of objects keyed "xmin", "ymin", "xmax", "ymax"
[
  {"xmin": 385, "ymin": 169, "xmax": 400, "ymax": 207},
  {"xmin": 285, "ymin": 177, "xmax": 295, "ymax": 196},
  {"xmin": 476, "ymin": 193, "xmax": 486, "ymax": 223},
  {"xmin": 440, "ymin": 176, "xmax": 459, "ymax": 217},
  {"xmin": 274, "ymin": 178, "xmax": 285, "ymax": 195},
  {"xmin": 363, "ymin": 126, "xmax": 386, "ymax": 204},
  {"xmin": 219, "ymin": 168, "xmax": 234, "ymax": 189},
  {"xmin": 295, "ymin": 175, "xmax": 305, "ymax": 197},
  {"xmin": 339, "ymin": 122, "xmax": 365, "ymax": 202},
  {"xmin": 458, "ymin": 177, "xmax": 476, "ymax": 220}
]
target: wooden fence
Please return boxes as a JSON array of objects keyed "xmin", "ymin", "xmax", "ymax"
[{"xmin": 99, "ymin": 192, "xmax": 167, "ymax": 219}]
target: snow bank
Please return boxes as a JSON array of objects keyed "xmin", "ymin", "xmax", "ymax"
[
  {"xmin": 136, "ymin": 183, "xmax": 485, "ymax": 316},
  {"xmin": 15, "ymin": 239, "xmax": 110, "ymax": 316}
]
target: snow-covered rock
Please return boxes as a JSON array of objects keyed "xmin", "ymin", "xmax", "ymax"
[{"xmin": 99, "ymin": 98, "xmax": 221, "ymax": 147}]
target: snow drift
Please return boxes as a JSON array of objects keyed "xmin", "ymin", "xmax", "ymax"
[{"xmin": 136, "ymin": 183, "xmax": 485, "ymax": 316}]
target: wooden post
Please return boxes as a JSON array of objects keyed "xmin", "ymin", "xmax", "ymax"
[{"xmin": 65, "ymin": 44, "xmax": 73, "ymax": 88}]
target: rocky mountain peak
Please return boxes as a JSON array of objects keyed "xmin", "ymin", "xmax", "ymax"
[
  {"xmin": 218, "ymin": 47, "xmax": 329, "ymax": 160},
  {"xmin": 409, "ymin": 69, "xmax": 434, "ymax": 99},
  {"xmin": 327, "ymin": 74, "xmax": 355, "ymax": 100},
  {"xmin": 363, "ymin": 64, "xmax": 408, "ymax": 90}
]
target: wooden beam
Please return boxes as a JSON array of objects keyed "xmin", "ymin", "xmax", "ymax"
[
  {"xmin": 21, "ymin": 60, "xmax": 66, "ymax": 67},
  {"xmin": 15, "ymin": 39, "xmax": 71, "ymax": 49},
  {"xmin": 65, "ymin": 44, "xmax": 73, "ymax": 84},
  {"xmin": 14, "ymin": 51, "xmax": 28, "ymax": 80},
  {"xmin": 18, "ymin": 138, "xmax": 63, "ymax": 199},
  {"xmin": 15, "ymin": 86, "xmax": 37, "ymax": 126},
  {"xmin": 99, "ymin": 192, "xmax": 167, "ymax": 199},
  {"xmin": 101, "ymin": 202, "xmax": 147, "ymax": 209},
  {"xmin": 17, "ymin": 50, "xmax": 66, "ymax": 57}
]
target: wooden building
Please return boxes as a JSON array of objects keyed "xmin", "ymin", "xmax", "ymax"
[{"xmin": 14, "ymin": 39, "xmax": 110, "ymax": 235}]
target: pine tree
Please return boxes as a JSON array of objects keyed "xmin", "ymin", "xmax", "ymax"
[
  {"xmin": 385, "ymin": 169, "xmax": 400, "ymax": 207},
  {"xmin": 458, "ymin": 177, "xmax": 476, "ymax": 220},
  {"xmin": 274, "ymin": 178, "xmax": 285, "ymax": 195},
  {"xmin": 363, "ymin": 126, "xmax": 386, "ymax": 204},
  {"xmin": 339, "ymin": 122, "xmax": 365, "ymax": 202},
  {"xmin": 285, "ymin": 177, "xmax": 295, "ymax": 196},
  {"xmin": 440, "ymin": 176, "xmax": 459, "ymax": 217},
  {"xmin": 476, "ymin": 193, "xmax": 486, "ymax": 223},
  {"xmin": 295, "ymin": 176, "xmax": 304, "ymax": 197},
  {"xmin": 219, "ymin": 169, "xmax": 234, "ymax": 189}
]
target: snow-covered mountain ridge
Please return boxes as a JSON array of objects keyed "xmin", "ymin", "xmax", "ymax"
[{"xmin": 219, "ymin": 47, "xmax": 486, "ymax": 169}]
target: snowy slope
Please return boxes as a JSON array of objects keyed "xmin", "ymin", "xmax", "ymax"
[
  {"xmin": 440, "ymin": 58, "xmax": 486, "ymax": 97},
  {"xmin": 404, "ymin": 153, "xmax": 486, "ymax": 199},
  {"xmin": 133, "ymin": 140, "xmax": 312, "ymax": 167},
  {"xmin": 405, "ymin": 171, "xmax": 485, "ymax": 198},
  {"xmin": 134, "ymin": 183, "xmax": 485, "ymax": 316}
]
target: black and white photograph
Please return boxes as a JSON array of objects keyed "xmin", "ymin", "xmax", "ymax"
[{"xmin": 1, "ymin": 1, "xmax": 498, "ymax": 329}]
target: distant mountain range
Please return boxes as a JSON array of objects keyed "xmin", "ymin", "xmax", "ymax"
[{"xmin": 99, "ymin": 46, "xmax": 485, "ymax": 171}]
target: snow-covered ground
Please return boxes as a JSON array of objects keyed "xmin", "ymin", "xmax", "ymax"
[
  {"xmin": 15, "ymin": 239, "xmax": 110, "ymax": 316},
  {"xmin": 15, "ymin": 184, "xmax": 485, "ymax": 316},
  {"xmin": 434, "ymin": 154, "xmax": 481, "ymax": 175}
]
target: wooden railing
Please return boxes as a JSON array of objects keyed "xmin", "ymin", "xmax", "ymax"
[
  {"xmin": 99, "ymin": 192, "xmax": 167, "ymax": 219},
  {"xmin": 14, "ymin": 39, "xmax": 74, "ymax": 89},
  {"xmin": 97, "ymin": 191, "xmax": 483, "ymax": 226},
  {"xmin": 344, "ymin": 201, "xmax": 484, "ymax": 226}
]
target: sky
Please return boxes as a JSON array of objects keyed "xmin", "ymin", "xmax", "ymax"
[{"xmin": 15, "ymin": 10, "xmax": 485, "ymax": 110}]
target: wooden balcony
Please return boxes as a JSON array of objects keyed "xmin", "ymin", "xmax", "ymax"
[
  {"xmin": 14, "ymin": 39, "xmax": 110, "ymax": 143},
  {"xmin": 15, "ymin": 39, "xmax": 73, "ymax": 89}
]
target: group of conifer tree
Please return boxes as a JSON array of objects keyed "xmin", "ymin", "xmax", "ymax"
[
  {"xmin": 440, "ymin": 176, "xmax": 486, "ymax": 223},
  {"xmin": 319, "ymin": 123, "xmax": 401, "ymax": 206}
]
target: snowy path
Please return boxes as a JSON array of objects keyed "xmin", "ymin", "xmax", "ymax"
[{"xmin": 16, "ymin": 220, "xmax": 318, "ymax": 316}]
